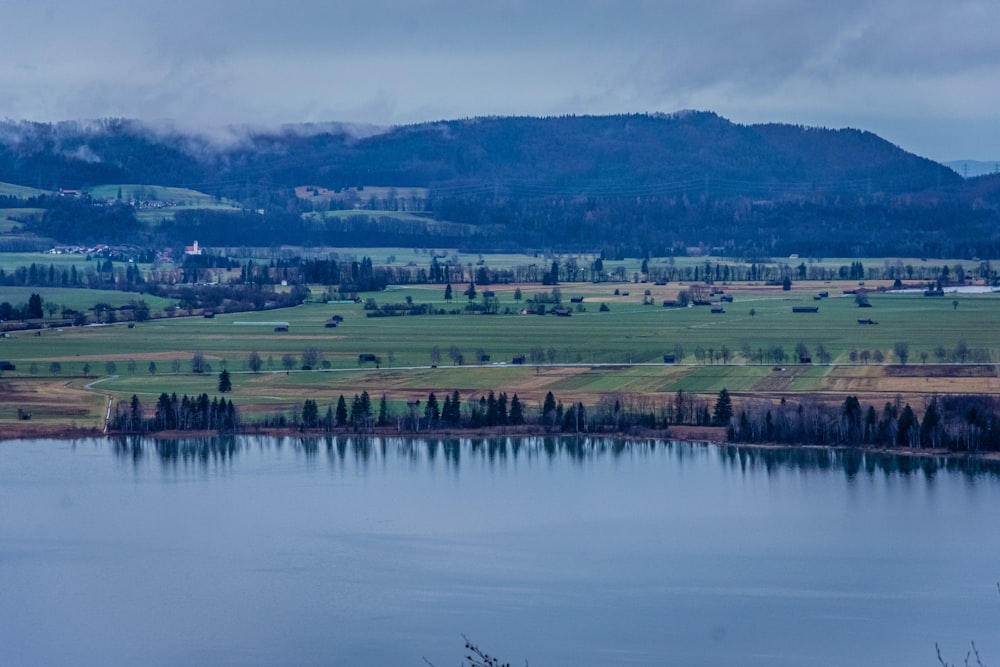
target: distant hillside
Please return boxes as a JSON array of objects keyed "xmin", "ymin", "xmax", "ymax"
[
  {"xmin": 1, "ymin": 113, "xmax": 1000, "ymax": 257},
  {"xmin": 0, "ymin": 113, "xmax": 961, "ymax": 196},
  {"xmin": 945, "ymin": 160, "xmax": 1000, "ymax": 178},
  {"xmin": 216, "ymin": 112, "xmax": 961, "ymax": 198}
]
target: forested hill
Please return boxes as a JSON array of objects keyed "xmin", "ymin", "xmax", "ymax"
[
  {"xmin": 2, "ymin": 113, "xmax": 1000, "ymax": 257},
  {"xmin": 272, "ymin": 113, "xmax": 960, "ymax": 198},
  {"xmin": 0, "ymin": 113, "xmax": 961, "ymax": 196}
]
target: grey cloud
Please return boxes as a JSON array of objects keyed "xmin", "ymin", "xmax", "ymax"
[{"xmin": 1, "ymin": 0, "xmax": 998, "ymax": 160}]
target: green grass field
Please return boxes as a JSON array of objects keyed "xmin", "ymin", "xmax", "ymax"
[
  {"xmin": 84, "ymin": 184, "xmax": 234, "ymax": 207},
  {"xmin": 0, "ymin": 182, "xmax": 53, "ymax": 198},
  {"xmin": 0, "ymin": 286, "xmax": 175, "ymax": 313},
  {"xmin": 2, "ymin": 277, "xmax": 999, "ymax": 429},
  {"xmin": 0, "ymin": 252, "xmax": 106, "ymax": 272},
  {"xmin": 3, "ymin": 283, "xmax": 996, "ymax": 370}
]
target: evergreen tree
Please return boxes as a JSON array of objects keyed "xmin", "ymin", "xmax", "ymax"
[
  {"xmin": 335, "ymin": 394, "xmax": 348, "ymax": 426},
  {"xmin": 498, "ymin": 392, "xmax": 508, "ymax": 425},
  {"xmin": 447, "ymin": 389, "xmax": 462, "ymax": 424},
  {"xmin": 542, "ymin": 391, "xmax": 557, "ymax": 416},
  {"xmin": 485, "ymin": 391, "xmax": 498, "ymax": 426},
  {"xmin": 896, "ymin": 404, "xmax": 918, "ymax": 447},
  {"xmin": 509, "ymin": 394, "xmax": 524, "ymax": 425},
  {"xmin": 425, "ymin": 392, "xmax": 440, "ymax": 422},
  {"xmin": 360, "ymin": 391, "xmax": 371, "ymax": 421},
  {"xmin": 217, "ymin": 369, "xmax": 232, "ymax": 393},
  {"xmin": 920, "ymin": 399, "xmax": 940, "ymax": 448},
  {"xmin": 378, "ymin": 394, "xmax": 389, "ymax": 426},
  {"xmin": 27, "ymin": 293, "xmax": 43, "ymax": 319},
  {"xmin": 350, "ymin": 394, "xmax": 362, "ymax": 425},
  {"xmin": 713, "ymin": 388, "xmax": 733, "ymax": 426},
  {"xmin": 301, "ymin": 400, "xmax": 319, "ymax": 428}
]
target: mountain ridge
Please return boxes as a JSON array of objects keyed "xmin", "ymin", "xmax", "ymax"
[{"xmin": 2, "ymin": 112, "xmax": 999, "ymax": 257}]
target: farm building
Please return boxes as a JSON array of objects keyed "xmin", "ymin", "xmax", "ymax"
[
  {"xmin": 710, "ymin": 306, "xmax": 725, "ymax": 314},
  {"xmin": 358, "ymin": 353, "xmax": 378, "ymax": 363},
  {"xmin": 570, "ymin": 297, "xmax": 584, "ymax": 303},
  {"xmin": 792, "ymin": 306, "xmax": 819, "ymax": 313},
  {"xmin": 663, "ymin": 354, "xmax": 675, "ymax": 364},
  {"xmin": 274, "ymin": 325, "xmax": 289, "ymax": 332},
  {"xmin": 511, "ymin": 354, "xmax": 525, "ymax": 365},
  {"xmin": 0, "ymin": 361, "xmax": 16, "ymax": 371}
]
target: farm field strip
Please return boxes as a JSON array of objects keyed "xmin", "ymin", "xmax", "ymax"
[{"xmin": 2, "ymin": 279, "xmax": 1000, "ymax": 428}]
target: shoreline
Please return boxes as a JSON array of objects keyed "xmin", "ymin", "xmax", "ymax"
[{"xmin": 4, "ymin": 423, "xmax": 999, "ymax": 461}]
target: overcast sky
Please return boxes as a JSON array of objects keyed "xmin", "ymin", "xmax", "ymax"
[{"xmin": 1, "ymin": 0, "xmax": 998, "ymax": 162}]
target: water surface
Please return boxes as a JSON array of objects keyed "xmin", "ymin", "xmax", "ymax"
[{"xmin": 1, "ymin": 436, "xmax": 998, "ymax": 666}]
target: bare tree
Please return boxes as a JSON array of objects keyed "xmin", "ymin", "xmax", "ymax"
[
  {"xmin": 191, "ymin": 352, "xmax": 207, "ymax": 373},
  {"xmin": 529, "ymin": 346, "xmax": 545, "ymax": 365},
  {"xmin": 893, "ymin": 341, "xmax": 910, "ymax": 365},
  {"xmin": 815, "ymin": 342, "xmax": 831, "ymax": 364},
  {"xmin": 247, "ymin": 351, "xmax": 262, "ymax": 373},
  {"xmin": 301, "ymin": 346, "xmax": 322, "ymax": 369}
]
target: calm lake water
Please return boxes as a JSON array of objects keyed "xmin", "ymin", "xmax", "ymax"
[{"xmin": 2, "ymin": 436, "xmax": 999, "ymax": 667}]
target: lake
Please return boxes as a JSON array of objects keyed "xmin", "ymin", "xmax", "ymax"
[{"xmin": 1, "ymin": 436, "xmax": 998, "ymax": 666}]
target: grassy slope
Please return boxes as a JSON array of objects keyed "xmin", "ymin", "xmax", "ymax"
[
  {"xmin": 0, "ymin": 182, "xmax": 53, "ymax": 197},
  {"xmin": 0, "ymin": 286, "xmax": 175, "ymax": 312}
]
